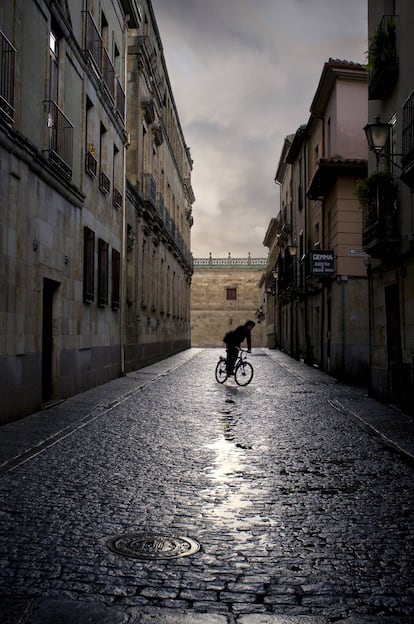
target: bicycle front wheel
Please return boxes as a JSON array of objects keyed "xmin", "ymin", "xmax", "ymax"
[
  {"xmin": 234, "ymin": 361, "xmax": 253, "ymax": 386},
  {"xmin": 215, "ymin": 358, "xmax": 228, "ymax": 383}
]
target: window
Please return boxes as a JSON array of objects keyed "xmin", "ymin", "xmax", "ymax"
[
  {"xmin": 112, "ymin": 145, "xmax": 121, "ymax": 207},
  {"xmin": 85, "ymin": 97, "xmax": 97, "ymax": 177},
  {"xmin": 98, "ymin": 239, "xmax": 109, "ymax": 306},
  {"xmin": 100, "ymin": 11, "xmax": 114, "ymax": 99},
  {"xmin": 112, "ymin": 249, "xmax": 120, "ymax": 310},
  {"xmin": 83, "ymin": 227, "xmax": 95, "ymax": 303},
  {"xmin": 99, "ymin": 123, "xmax": 110, "ymax": 194},
  {"xmin": 49, "ymin": 28, "xmax": 59, "ymax": 103},
  {"xmin": 226, "ymin": 288, "xmax": 237, "ymax": 300},
  {"xmin": 45, "ymin": 23, "xmax": 73, "ymax": 177}
]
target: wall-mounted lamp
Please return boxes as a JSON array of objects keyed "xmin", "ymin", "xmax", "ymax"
[
  {"xmin": 363, "ymin": 116, "xmax": 401, "ymax": 170},
  {"xmin": 364, "ymin": 116, "xmax": 390, "ymax": 156},
  {"xmin": 287, "ymin": 244, "xmax": 298, "ymax": 257}
]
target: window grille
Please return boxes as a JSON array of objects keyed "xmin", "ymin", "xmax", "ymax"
[
  {"xmin": 98, "ymin": 239, "xmax": 109, "ymax": 306},
  {"xmin": 112, "ymin": 249, "xmax": 120, "ymax": 310},
  {"xmin": 85, "ymin": 150, "xmax": 97, "ymax": 177},
  {"xmin": 44, "ymin": 100, "xmax": 73, "ymax": 178},
  {"xmin": 83, "ymin": 227, "xmax": 95, "ymax": 303},
  {"xmin": 99, "ymin": 170, "xmax": 111, "ymax": 195}
]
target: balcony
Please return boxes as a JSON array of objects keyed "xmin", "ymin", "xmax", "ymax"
[
  {"xmin": 142, "ymin": 97, "xmax": 155, "ymax": 124},
  {"xmin": 363, "ymin": 214, "xmax": 400, "ymax": 257},
  {"xmin": 358, "ymin": 172, "xmax": 399, "ymax": 258},
  {"xmin": 44, "ymin": 100, "xmax": 73, "ymax": 178},
  {"xmin": 141, "ymin": 173, "xmax": 157, "ymax": 217},
  {"xmin": 368, "ymin": 15, "xmax": 398, "ymax": 100},
  {"xmin": 83, "ymin": 11, "xmax": 102, "ymax": 73},
  {"xmin": 401, "ymin": 92, "xmax": 414, "ymax": 188},
  {"xmin": 0, "ymin": 30, "xmax": 15, "ymax": 123},
  {"xmin": 115, "ymin": 79, "xmax": 125, "ymax": 121},
  {"xmin": 275, "ymin": 251, "xmax": 296, "ymax": 298},
  {"xmin": 152, "ymin": 122, "xmax": 163, "ymax": 146},
  {"xmin": 99, "ymin": 170, "xmax": 111, "ymax": 195},
  {"xmin": 113, "ymin": 187, "xmax": 122, "ymax": 209},
  {"xmin": 83, "ymin": 12, "xmax": 119, "ymax": 111},
  {"xmin": 85, "ymin": 150, "xmax": 97, "ymax": 177},
  {"xmin": 102, "ymin": 47, "xmax": 115, "ymax": 101}
]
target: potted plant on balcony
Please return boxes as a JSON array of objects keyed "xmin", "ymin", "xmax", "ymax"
[{"xmin": 369, "ymin": 17, "xmax": 398, "ymax": 99}]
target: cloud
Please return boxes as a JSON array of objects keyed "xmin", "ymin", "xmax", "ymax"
[{"xmin": 153, "ymin": 0, "xmax": 367, "ymax": 258}]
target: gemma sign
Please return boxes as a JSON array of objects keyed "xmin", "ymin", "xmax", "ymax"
[{"xmin": 309, "ymin": 250, "xmax": 335, "ymax": 276}]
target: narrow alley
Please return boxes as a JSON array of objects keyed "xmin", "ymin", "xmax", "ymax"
[{"xmin": 0, "ymin": 349, "xmax": 413, "ymax": 624}]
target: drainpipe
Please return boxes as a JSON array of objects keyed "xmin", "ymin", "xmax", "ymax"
[{"xmin": 120, "ymin": 14, "xmax": 130, "ymax": 377}]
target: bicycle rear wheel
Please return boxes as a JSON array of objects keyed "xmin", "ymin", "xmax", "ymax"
[
  {"xmin": 215, "ymin": 358, "xmax": 228, "ymax": 383},
  {"xmin": 234, "ymin": 361, "xmax": 253, "ymax": 386}
]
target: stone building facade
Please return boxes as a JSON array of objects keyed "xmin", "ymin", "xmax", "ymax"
[
  {"xmin": 0, "ymin": 0, "xmax": 194, "ymax": 424},
  {"xmin": 191, "ymin": 255, "xmax": 267, "ymax": 348},
  {"xmin": 123, "ymin": 1, "xmax": 194, "ymax": 371},
  {"xmin": 266, "ymin": 59, "xmax": 369, "ymax": 383},
  {"xmin": 364, "ymin": 1, "xmax": 414, "ymax": 412}
]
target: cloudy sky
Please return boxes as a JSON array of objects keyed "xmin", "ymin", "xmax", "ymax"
[{"xmin": 152, "ymin": 0, "xmax": 368, "ymax": 259}]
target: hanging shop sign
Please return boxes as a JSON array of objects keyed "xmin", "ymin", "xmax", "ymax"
[{"xmin": 309, "ymin": 250, "xmax": 335, "ymax": 276}]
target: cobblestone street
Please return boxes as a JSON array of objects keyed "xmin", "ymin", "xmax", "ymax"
[{"xmin": 1, "ymin": 349, "xmax": 413, "ymax": 624}]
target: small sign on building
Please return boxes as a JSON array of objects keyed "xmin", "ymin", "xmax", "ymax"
[{"xmin": 309, "ymin": 250, "xmax": 335, "ymax": 276}]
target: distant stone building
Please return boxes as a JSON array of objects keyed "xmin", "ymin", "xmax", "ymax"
[{"xmin": 191, "ymin": 254, "xmax": 267, "ymax": 348}]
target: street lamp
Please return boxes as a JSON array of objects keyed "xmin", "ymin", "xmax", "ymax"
[
  {"xmin": 363, "ymin": 116, "xmax": 391, "ymax": 169},
  {"xmin": 363, "ymin": 116, "xmax": 402, "ymax": 173},
  {"xmin": 287, "ymin": 244, "xmax": 298, "ymax": 257}
]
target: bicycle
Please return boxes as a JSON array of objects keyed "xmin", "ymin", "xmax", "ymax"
[{"xmin": 215, "ymin": 348, "xmax": 254, "ymax": 386}]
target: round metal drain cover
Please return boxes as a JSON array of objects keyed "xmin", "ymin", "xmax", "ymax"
[{"xmin": 106, "ymin": 533, "xmax": 200, "ymax": 560}]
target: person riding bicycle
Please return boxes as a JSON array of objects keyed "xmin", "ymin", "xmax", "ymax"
[{"xmin": 223, "ymin": 320, "xmax": 255, "ymax": 376}]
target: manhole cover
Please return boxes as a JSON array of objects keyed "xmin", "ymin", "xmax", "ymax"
[{"xmin": 106, "ymin": 533, "xmax": 200, "ymax": 560}]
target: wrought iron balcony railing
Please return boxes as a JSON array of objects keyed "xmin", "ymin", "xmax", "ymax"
[
  {"xmin": 85, "ymin": 150, "xmax": 97, "ymax": 177},
  {"xmin": 115, "ymin": 78, "xmax": 125, "ymax": 121},
  {"xmin": 402, "ymin": 93, "xmax": 414, "ymax": 162},
  {"xmin": 102, "ymin": 47, "xmax": 115, "ymax": 100},
  {"xmin": 84, "ymin": 11, "xmax": 102, "ymax": 72},
  {"xmin": 401, "ymin": 92, "xmax": 414, "ymax": 187},
  {"xmin": 359, "ymin": 172, "xmax": 399, "ymax": 257},
  {"xmin": 44, "ymin": 100, "xmax": 73, "ymax": 178},
  {"xmin": 99, "ymin": 170, "xmax": 111, "ymax": 195},
  {"xmin": 113, "ymin": 187, "xmax": 122, "ymax": 209},
  {"xmin": 362, "ymin": 211, "xmax": 400, "ymax": 257},
  {"xmin": 0, "ymin": 30, "xmax": 15, "ymax": 123}
]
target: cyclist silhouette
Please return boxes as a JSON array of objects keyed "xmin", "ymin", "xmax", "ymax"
[{"xmin": 223, "ymin": 320, "xmax": 255, "ymax": 376}]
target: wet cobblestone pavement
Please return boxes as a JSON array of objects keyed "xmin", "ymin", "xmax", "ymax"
[{"xmin": 0, "ymin": 348, "xmax": 413, "ymax": 624}]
